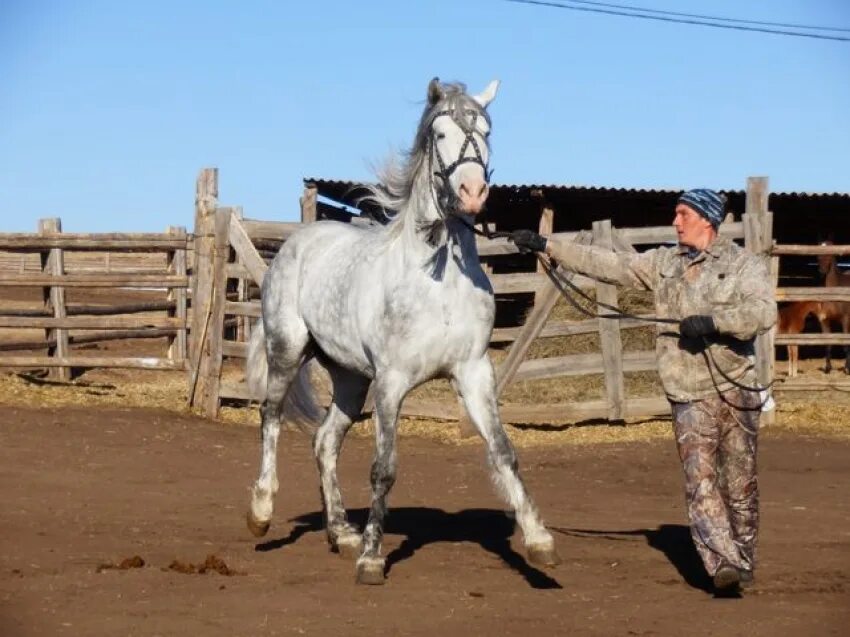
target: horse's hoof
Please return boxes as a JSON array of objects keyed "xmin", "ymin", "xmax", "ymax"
[
  {"xmin": 246, "ymin": 511, "xmax": 270, "ymax": 538},
  {"xmin": 527, "ymin": 544, "xmax": 561, "ymax": 568},
  {"xmin": 334, "ymin": 533, "xmax": 363, "ymax": 560},
  {"xmin": 355, "ymin": 557, "xmax": 386, "ymax": 585}
]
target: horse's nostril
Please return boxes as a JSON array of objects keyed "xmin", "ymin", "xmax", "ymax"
[{"xmin": 478, "ymin": 184, "xmax": 488, "ymax": 198}]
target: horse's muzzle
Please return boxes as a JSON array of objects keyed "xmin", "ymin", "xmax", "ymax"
[{"xmin": 458, "ymin": 179, "xmax": 489, "ymax": 215}]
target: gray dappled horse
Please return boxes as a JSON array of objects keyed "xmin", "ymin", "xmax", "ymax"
[{"xmin": 245, "ymin": 78, "xmax": 559, "ymax": 585}]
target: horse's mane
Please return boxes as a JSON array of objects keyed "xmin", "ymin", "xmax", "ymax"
[{"xmin": 362, "ymin": 82, "xmax": 491, "ymax": 225}]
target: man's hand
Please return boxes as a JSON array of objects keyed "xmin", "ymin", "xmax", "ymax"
[
  {"xmin": 509, "ymin": 229, "xmax": 547, "ymax": 254},
  {"xmin": 679, "ymin": 315, "xmax": 717, "ymax": 338}
]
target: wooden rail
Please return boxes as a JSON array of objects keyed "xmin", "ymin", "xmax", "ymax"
[
  {"xmin": 776, "ymin": 287, "xmax": 850, "ymax": 302},
  {"xmin": 772, "ymin": 244, "xmax": 850, "ymax": 256},
  {"xmin": 775, "ymin": 333, "xmax": 850, "ymax": 346},
  {"xmin": 0, "ymin": 328, "xmax": 179, "ymax": 353},
  {"xmin": 0, "ymin": 234, "xmax": 186, "ymax": 251},
  {"xmin": 0, "ymin": 356, "xmax": 184, "ymax": 370},
  {"xmin": 0, "ymin": 273, "xmax": 188, "ymax": 288},
  {"xmin": 490, "ymin": 314, "xmax": 655, "ymax": 343},
  {"xmin": 0, "ymin": 301, "xmax": 179, "ymax": 317},
  {"xmin": 0, "ymin": 316, "xmax": 184, "ymax": 329}
]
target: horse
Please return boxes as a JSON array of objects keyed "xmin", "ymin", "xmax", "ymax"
[
  {"xmin": 777, "ymin": 301, "xmax": 820, "ymax": 377},
  {"xmin": 817, "ymin": 241, "xmax": 850, "ymax": 373},
  {"xmin": 244, "ymin": 78, "xmax": 559, "ymax": 585}
]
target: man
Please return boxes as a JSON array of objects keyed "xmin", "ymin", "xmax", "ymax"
[{"xmin": 510, "ymin": 189, "xmax": 776, "ymax": 593}]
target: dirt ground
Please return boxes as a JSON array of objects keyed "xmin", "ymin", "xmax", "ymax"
[{"xmin": 1, "ymin": 403, "xmax": 848, "ymax": 637}]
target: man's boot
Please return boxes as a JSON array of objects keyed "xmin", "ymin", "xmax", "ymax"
[{"xmin": 713, "ymin": 563, "xmax": 741, "ymax": 592}]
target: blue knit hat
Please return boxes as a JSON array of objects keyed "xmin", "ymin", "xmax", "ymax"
[{"xmin": 678, "ymin": 188, "xmax": 726, "ymax": 227}]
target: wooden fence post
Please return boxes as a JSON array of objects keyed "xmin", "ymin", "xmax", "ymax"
[
  {"xmin": 189, "ymin": 167, "xmax": 218, "ymax": 401},
  {"xmin": 166, "ymin": 225, "xmax": 188, "ymax": 365},
  {"xmin": 300, "ymin": 181, "xmax": 318, "ymax": 224},
  {"xmin": 593, "ymin": 219, "xmax": 625, "ymax": 421},
  {"xmin": 745, "ymin": 176, "xmax": 776, "ymax": 424},
  {"xmin": 191, "ymin": 208, "xmax": 231, "ymax": 417},
  {"xmin": 533, "ymin": 189, "xmax": 555, "ymax": 308},
  {"xmin": 38, "ymin": 218, "xmax": 70, "ymax": 381}
]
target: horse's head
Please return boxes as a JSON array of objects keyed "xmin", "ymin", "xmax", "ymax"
[
  {"xmin": 818, "ymin": 240, "xmax": 835, "ymax": 275},
  {"xmin": 422, "ymin": 78, "xmax": 499, "ymax": 217}
]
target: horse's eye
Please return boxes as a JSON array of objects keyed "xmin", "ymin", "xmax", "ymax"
[{"xmin": 436, "ymin": 133, "xmax": 446, "ymax": 140}]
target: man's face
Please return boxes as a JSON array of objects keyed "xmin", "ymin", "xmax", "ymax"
[{"xmin": 673, "ymin": 204, "xmax": 714, "ymax": 249}]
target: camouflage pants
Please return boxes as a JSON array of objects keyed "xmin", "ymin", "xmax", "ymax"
[{"xmin": 671, "ymin": 389, "xmax": 760, "ymax": 576}]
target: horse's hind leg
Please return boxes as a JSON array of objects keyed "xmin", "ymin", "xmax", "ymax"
[
  {"xmin": 314, "ymin": 364, "xmax": 370, "ymax": 558},
  {"xmin": 355, "ymin": 372, "xmax": 408, "ymax": 585},
  {"xmin": 453, "ymin": 357, "xmax": 560, "ymax": 568},
  {"xmin": 247, "ymin": 327, "xmax": 310, "ymax": 537}
]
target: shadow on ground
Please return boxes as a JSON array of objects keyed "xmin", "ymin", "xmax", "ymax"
[
  {"xmin": 255, "ymin": 506, "xmax": 561, "ymax": 589},
  {"xmin": 552, "ymin": 524, "xmax": 713, "ymax": 593}
]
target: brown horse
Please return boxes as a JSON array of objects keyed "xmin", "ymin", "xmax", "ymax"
[
  {"xmin": 817, "ymin": 241, "xmax": 850, "ymax": 373},
  {"xmin": 777, "ymin": 301, "xmax": 820, "ymax": 377}
]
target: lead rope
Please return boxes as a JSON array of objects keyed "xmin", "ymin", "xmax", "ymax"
[
  {"xmin": 534, "ymin": 252, "xmax": 773, "ymax": 411},
  {"xmin": 459, "ymin": 217, "xmax": 775, "ymax": 412}
]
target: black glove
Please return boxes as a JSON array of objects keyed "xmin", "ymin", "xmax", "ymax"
[
  {"xmin": 509, "ymin": 229, "xmax": 548, "ymax": 254},
  {"xmin": 679, "ymin": 315, "xmax": 717, "ymax": 338}
]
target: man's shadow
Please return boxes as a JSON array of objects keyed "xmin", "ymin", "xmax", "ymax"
[
  {"xmin": 255, "ymin": 506, "xmax": 561, "ymax": 589},
  {"xmin": 552, "ymin": 524, "xmax": 713, "ymax": 593}
]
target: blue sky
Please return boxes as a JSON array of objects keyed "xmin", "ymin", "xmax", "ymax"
[{"xmin": 1, "ymin": 0, "xmax": 848, "ymax": 232}]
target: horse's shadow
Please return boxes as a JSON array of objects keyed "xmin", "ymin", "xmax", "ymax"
[
  {"xmin": 256, "ymin": 507, "xmax": 561, "ymax": 589},
  {"xmin": 552, "ymin": 524, "xmax": 713, "ymax": 593}
]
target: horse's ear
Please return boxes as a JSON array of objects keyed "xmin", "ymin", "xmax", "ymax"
[
  {"xmin": 427, "ymin": 77, "xmax": 444, "ymax": 105},
  {"xmin": 473, "ymin": 79, "xmax": 500, "ymax": 108}
]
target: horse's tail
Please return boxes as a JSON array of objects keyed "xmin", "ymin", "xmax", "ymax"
[
  {"xmin": 246, "ymin": 321, "xmax": 326, "ymax": 435},
  {"xmin": 246, "ymin": 323, "xmax": 269, "ymax": 400}
]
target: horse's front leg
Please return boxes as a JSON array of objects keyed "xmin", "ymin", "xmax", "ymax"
[
  {"xmin": 453, "ymin": 357, "xmax": 560, "ymax": 568},
  {"xmin": 355, "ymin": 372, "xmax": 407, "ymax": 585}
]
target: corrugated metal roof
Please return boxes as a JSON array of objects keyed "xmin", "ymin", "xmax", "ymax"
[{"xmin": 305, "ymin": 177, "xmax": 850, "ymax": 200}]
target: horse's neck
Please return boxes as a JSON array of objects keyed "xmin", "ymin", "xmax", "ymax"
[
  {"xmin": 825, "ymin": 260, "xmax": 848, "ymax": 287},
  {"xmin": 394, "ymin": 178, "xmax": 481, "ymax": 270}
]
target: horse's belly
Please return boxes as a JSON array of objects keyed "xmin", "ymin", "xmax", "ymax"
[{"xmin": 308, "ymin": 319, "xmax": 375, "ymax": 377}]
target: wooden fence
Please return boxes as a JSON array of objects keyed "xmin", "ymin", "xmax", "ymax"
[
  {"xmin": 0, "ymin": 219, "xmax": 190, "ymax": 378},
  {"xmin": 4, "ymin": 168, "xmax": 849, "ymax": 423}
]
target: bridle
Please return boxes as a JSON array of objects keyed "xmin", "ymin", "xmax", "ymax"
[{"xmin": 427, "ymin": 107, "xmax": 493, "ymax": 224}]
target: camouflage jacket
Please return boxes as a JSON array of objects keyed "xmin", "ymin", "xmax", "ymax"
[{"xmin": 546, "ymin": 235, "xmax": 777, "ymax": 402}]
